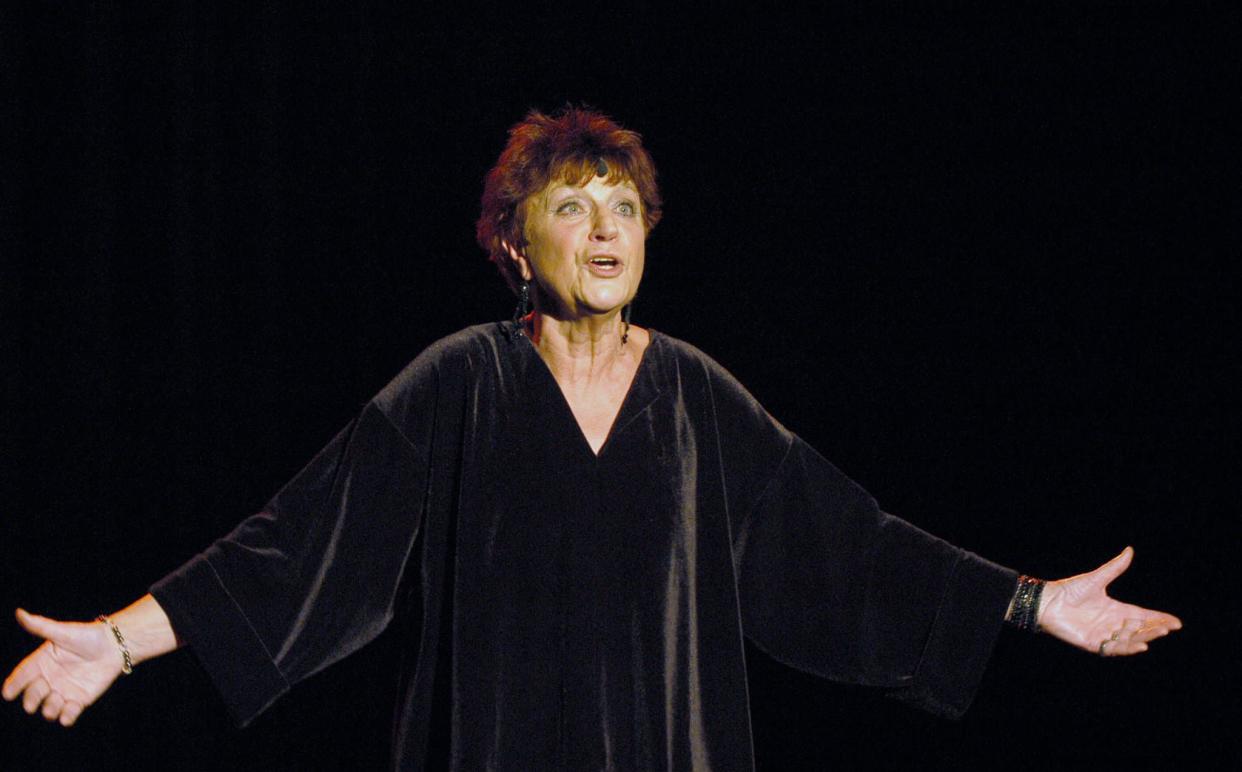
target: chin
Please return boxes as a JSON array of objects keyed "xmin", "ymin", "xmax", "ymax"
[{"xmin": 583, "ymin": 291, "xmax": 634, "ymax": 315}]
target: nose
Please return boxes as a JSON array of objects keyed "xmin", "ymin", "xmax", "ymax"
[{"xmin": 590, "ymin": 207, "xmax": 618, "ymax": 241}]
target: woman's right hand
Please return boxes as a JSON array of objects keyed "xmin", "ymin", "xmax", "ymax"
[{"xmin": 2, "ymin": 609, "xmax": 127, "ymax": 726}]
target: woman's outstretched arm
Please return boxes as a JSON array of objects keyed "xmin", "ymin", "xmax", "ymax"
[{"xmin": 2, "ymin": 594, "xmax": 179, "ymax": 726}]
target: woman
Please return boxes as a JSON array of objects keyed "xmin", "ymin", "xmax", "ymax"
[{"xmin": 4, "ymin": 107, "xmax": 1181, "ymax": 769}]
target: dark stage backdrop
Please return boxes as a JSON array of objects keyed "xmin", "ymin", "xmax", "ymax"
[{"xmin": 3, "ymin": 4, "xmax": 1233, "ymax": 770}]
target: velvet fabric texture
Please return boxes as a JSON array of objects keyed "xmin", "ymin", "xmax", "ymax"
[{"xmin": 151, "ymin": 323, "xmax": 1018, "ymax": 770}]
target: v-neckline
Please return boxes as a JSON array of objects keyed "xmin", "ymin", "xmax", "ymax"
[{"xmin": 520, "ymin": 330, "xmax": 660, "ymax": 459}]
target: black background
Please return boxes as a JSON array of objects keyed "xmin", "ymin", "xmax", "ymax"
[{"xmin": 3, "ymin": 3, "xmax": 1234, "ymax": 769}]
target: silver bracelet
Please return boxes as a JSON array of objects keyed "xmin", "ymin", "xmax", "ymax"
[{"xmin": 97, "ymin": 615, "xmax": 134, "ymax": 675}]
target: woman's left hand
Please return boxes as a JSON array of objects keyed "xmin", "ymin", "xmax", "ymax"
[{"xmin": 1037, "ymin": 547, "xmax": 1183, "ymax": 656}]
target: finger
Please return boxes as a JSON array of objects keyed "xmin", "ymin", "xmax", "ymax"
[
  {"xmin": 1096, "ymin": 627, "xmax": 1121, "ymax": 656},
  {"xmin": 1090, "ymin": 546, "xmax": 1134, "ymax": 588},
  {"xmin": 1122, "ymin": 635, "xmax": 1152, "ymax": 654},
  {"xmin": 4, "ymin": 645, "xmax": 50, "ymax": 701},
  {"xmin": 1133, "ymin": 611, "xmax": 1184, "ymax": 640},
  {"xmin": 1099, "ymin": 638, "xmax": 1146, "ymax": 656},
  {"xmin": 60, "ymin": 700, "xmax": 84, "ymax": 727},
  {"xmin": 1159, "ymin": 612, "xmax": 1184, "ymax": 630},
  {"xmin": 3, "ymin": 670, "xmax": 26, "ymax": 701},
  {"xmin": 15, "ymin": 609, "xmax": 77, "ymax": 644},
  {"xmin": 3, "ymin": 663, "xmax": 30, "ymax": 701},
  {"xmin": 1110, "ymin": 617, "xmax": 1181, "ymax": 654},
  {"xmin": 1119, "ymin": 619, "xmax": 1148, "ymax": 650},
  {"xmin": 1132, "ymin": 626, "xmax": 1171, "ymax": 644},
  {"xmin": 41, "ymin": 691, "xmax": 65, "ymax": 722},
  {"xmin": 22, "ymin": 677, "xmax": 50, "ymax": 715},
  {"xmin": 1133, "ymin": 609, "xmax": 1183, "ymax": 631}
]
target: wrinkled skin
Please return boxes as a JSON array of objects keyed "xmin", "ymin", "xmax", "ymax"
[
  {"xmin": 3, "ymin": 610, "xmax": 121, "ymax": 726},
  {"xmin": 1038, "ymin": 547, "xmax": 1182, "ymax": 656}
]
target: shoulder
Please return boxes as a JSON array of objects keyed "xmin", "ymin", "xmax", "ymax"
[
  {"xmin": 416, "ymin": 322, "xmax": 511, "ymax": 366},
  {"xmin": 649, "ymin": 330, "xmax": 723, "ymax": 375},
  {"xmin": 652, "ymin": 332, "xmax": 796, "ymax": 491},
  {"xmin": 372, "ymin": 322, "xmax": 510, "ymax": 414},
  {"xmin": 648, "ymin": 331, "xmax": 789, "ymax": 436},
  {"xmin": 649, "ymin": 331, "xmax": 758, "ymax": 400}
]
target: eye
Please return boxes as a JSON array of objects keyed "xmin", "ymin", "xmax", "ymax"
[
  {"xmin": 614, "ymin": 200, "xmax": 638, "ymax": 217},
  {"xmin": 556, "ymin": 200, "xmax": 586, "ymax": 215}
]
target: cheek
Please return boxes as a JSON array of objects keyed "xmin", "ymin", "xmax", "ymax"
[
  {"xmin": 523, "ymin": 232, "xmax": 564, "ymax": 275},
  {"xmin": 528, "ymin": 241, "xmax": 581, "ymax": 293},
  {"xmin": 631, "ymin": 237, "xmax": 647, "ymax": 276}
]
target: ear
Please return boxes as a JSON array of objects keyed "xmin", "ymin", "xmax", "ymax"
[{"xmin": 501, "ymin": 240, "xmax": 533, "ymax": 282}]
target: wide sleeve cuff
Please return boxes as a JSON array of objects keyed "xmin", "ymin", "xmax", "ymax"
[
  {"xmin": 887, "ymin": 550, "xmax": 1018, "ymax": 719},
  {"xmin": 151, "ymin": 553, "xmax": 290, "ymax": 727}
]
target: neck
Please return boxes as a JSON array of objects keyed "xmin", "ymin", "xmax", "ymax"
[{"xmin": 528, "ymin": 310, "xmax": 631, "ymax": 383}]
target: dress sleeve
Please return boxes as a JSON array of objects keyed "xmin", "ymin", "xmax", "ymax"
[
  {"xmin": 150, "ymin": 366, "xmax": 435, "ymax": 727},
  {"xmin": 710, "ymin": 363, "xmax": 1017, "ymax": 719}
]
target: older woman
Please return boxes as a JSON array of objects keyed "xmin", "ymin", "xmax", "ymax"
[{"xmin": 5, "ymin": 107, "xmax": 1181, "ymax": 769}]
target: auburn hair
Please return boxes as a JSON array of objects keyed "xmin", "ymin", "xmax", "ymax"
[{"xmin": 476, "ymin": 106, "xmax": 662, "ymax": 293}]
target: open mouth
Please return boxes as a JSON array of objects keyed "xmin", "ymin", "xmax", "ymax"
[{"xmin": 586, "ymin": 256, "xmax": 624, "ymax": 277}]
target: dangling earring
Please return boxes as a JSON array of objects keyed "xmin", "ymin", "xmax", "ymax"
[
  {"xmin": 621, "ymin": 303, "xmax": 632, "ymax": 345},
  {"xmin": 512, "ymin": 280, "xmax": 530, "ymax": 337}
]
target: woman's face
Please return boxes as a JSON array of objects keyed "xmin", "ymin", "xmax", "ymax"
[{"xmin": 509, "ymin": 175, "xmax": 646, "ymax": 320}]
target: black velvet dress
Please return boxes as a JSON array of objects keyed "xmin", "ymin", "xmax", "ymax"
[{"xmin": 151, "ymin": 323, "xmax": 1018, "ymax": 770}]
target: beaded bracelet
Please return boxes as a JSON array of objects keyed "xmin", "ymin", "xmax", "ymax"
[
  {"xmin": 1006, "ymin": 575, "xmax": 1045, "ymax": 633},
  {"xmin": 97, "ymin": 615, "xmax": 134, "ymax": 675}
]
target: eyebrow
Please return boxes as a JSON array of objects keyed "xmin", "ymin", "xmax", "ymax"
[
  {"xmin": 538, "ymin": 183, "xmax": 639, "ymax": 212},
  {"xmin": 549, "ymin": 182, "xmax": 637, "ymax": 198}
]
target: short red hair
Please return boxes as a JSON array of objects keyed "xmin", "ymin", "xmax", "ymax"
[{"xmin": 476, "ymin": 106, "xmax": 663, "ymax": 293}]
